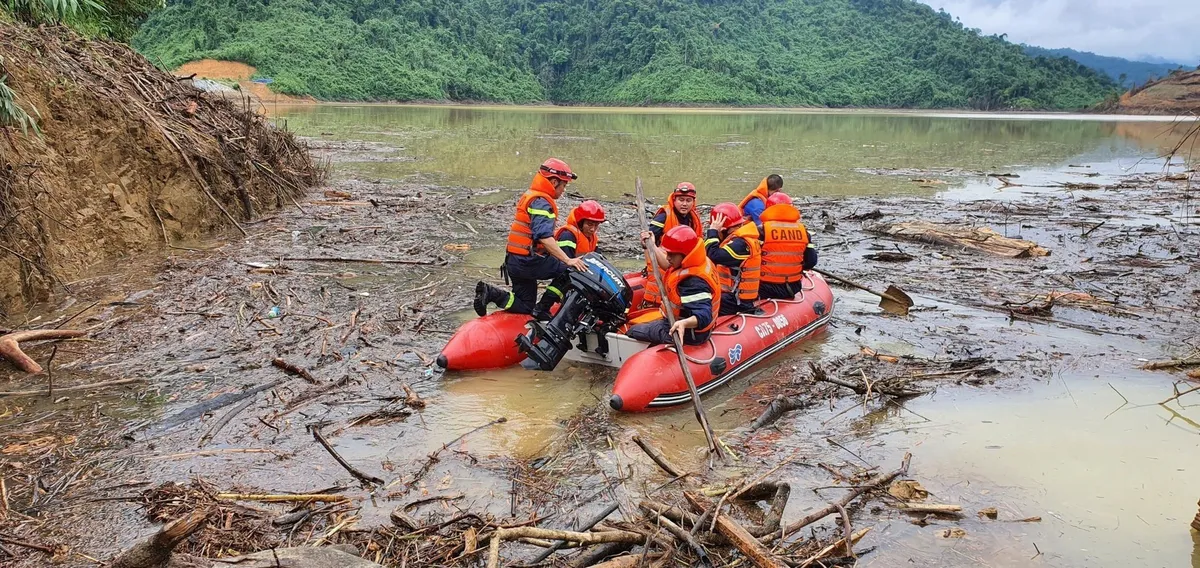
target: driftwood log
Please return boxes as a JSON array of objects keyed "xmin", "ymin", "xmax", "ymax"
[
  {"xmin": 868, "ymin": 221, "xmax": 1049, "ymax": 258},
  {"xmin": 1192, "ymin": 499, "xmax": 1200, "ymax": 532},
  {"xmin": 109, "ymin": 510, "xmax": 208, "ymax": 568},
  {"xmin": 0, "ymin": 329, "xmax": 86, "ymax": 374},
  {"xmin": 683, "ymin": 492, "xmax": 788, "ymax": 568}
]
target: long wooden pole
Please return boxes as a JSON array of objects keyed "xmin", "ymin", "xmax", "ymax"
[{"xmin": 634, "ymin": 177, "xmax": 718, "ymax": 457}]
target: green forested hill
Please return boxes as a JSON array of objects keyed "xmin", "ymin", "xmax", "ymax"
[{"xmin": 133, "ymin": 0, "xmax": 1116, "ymax": 109}]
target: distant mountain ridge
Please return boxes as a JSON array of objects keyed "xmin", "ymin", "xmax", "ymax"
[{"xmin": 1022, "ymin": 45, "xmax": 1190, "ymax": 87}]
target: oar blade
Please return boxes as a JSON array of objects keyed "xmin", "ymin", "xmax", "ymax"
[{"xmin": 879, "ymin": 285, "xmax": 913, "ymax": 316}]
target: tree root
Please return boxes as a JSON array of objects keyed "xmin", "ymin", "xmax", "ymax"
[{"xmin": 0, "ymin": 329, "xmax": 86, "ymax": 374}]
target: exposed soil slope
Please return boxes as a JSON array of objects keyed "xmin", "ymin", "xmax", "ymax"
[
  {"xmin": 0, "ymin": 24, "xmax": 323, "ymax": 314},
  {"xmin": 175, "ymin": 59, "xmax": 312, "ymax": 104},
  {"xmin": 1119, "ymin": 69, "xmax": 1200, "ymax": 114}
]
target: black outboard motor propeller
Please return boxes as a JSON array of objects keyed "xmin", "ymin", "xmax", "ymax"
[{"xmin": 516, "ymin": 252, "xmax": 632, "ymax": 371}]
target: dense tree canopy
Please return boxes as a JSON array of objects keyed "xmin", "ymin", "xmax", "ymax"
[{"xmin": 134, "ymin": 0, "xmax": 1118, "ymax": 109}]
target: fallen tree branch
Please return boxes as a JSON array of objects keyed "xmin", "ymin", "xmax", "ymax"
[
  {"xmin": 312, "ymin": 425, "xmax": 385, "ymax": 487},
  {"xmin": 684, "ymin": 492, "xmax": 787, "ymax": 568},
  {"xmin": 281, "ymin": 256, "xmax": 436, "ymax": 266},
  {"xmin": 632, "ymin": 434, "xmax": 684, "ymax": 478},
  {"xmin": 0, "ymin": 329, "xmax": 86, "ymax": 373},
  {"xmin": 0, "ymin": 377, "xmax": 142, "ymax": 398},
  {"xmin": 772, "ymin": 452, "xmax": 912, "ymax": 542},
  {"xmin": 109, "ymin": 510, "xmax": 208, "ymax": 568},
  {"xmin": 748, "ymin": 395, "xmax": 811, "ymax": 431},
  {"xmin": 272, "ymin": 357, "xmax": 319, "ymax": 384}
]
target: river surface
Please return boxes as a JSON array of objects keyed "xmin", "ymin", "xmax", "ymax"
[
  {"xmin": 275, "ymin": 104, "xmax": 1192, "ymax": 202},
  {"xmin": 267, "ymin": 106, "xmax": 1200, "ymax": 567}
]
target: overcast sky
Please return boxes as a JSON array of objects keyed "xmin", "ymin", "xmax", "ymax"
[{"xmin": 918, "ymin": 0, "xmax": 1200, "ymax": 64}]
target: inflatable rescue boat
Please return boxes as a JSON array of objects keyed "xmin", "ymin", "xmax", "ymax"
[{"xmin": 437, "ymin": 254, "xmax": 833, "ymax": 412}]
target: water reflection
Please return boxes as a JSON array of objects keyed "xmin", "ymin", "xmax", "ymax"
[{"xmin": 274, "ymin": 105, "xmax": 1192, "ymax": 200}]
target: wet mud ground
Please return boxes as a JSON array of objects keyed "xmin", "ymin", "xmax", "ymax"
[{"xmin": 1, "ymin": 138, "xmax": 1199, "ymax": 567}]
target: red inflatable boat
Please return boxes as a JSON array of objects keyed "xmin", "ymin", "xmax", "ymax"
[
  {"xmin": 436, "ymin": 273, "xmax": 647, "ymax": 371},
  {"xmin": 439, "ymin": 272, "xmax": 834, "ymax": 412},
  {"xmin": 606, "ymin": 273, "xmax": 833, "ymax": 412}
]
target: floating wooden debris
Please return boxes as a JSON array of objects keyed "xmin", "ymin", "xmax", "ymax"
[{"xmin": 869, "ymin": 221, "xmax": 1050, "ymax": 258}]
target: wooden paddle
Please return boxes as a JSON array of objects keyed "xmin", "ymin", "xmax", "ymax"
[
  {"xmin": 813, "ymin": 268, "xmax": 913, "ymax": 316},
  {"xmin": 634, "ymin": 177, "xmax": 719, "ymax": 458}
]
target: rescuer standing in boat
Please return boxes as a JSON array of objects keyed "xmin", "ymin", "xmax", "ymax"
[
  {"xmin": 555, "ymin": 200, "xmax": 606, "ymax": 258},
  {"xmin": 704, "ymin": 203, "xmax": 762, "ymax": 315},
  {"xmin": 738, "ymin": 174, "xmax": 784, "ymax": 226},
  {"xmin": 628, "ymin": 226, "xmax": 720, "ymax": 346},
  {"xmin": 642, "ymin": 182, "xmax": 703, "ymax": 308},
  {"xmin": 474, "ymin": 158, "xmax": 585, "ymax": 319},
  {"xmin": 758, "ymin": 193, "xmax": 818, "ymax": 300}
]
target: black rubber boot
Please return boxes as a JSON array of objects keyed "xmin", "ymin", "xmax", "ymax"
[
  {"xmin": 473, "ymin": 281, "xmax": 488, "ymax": 316},
  {"xmin": 530, "ymin": 292, "xmax": 557, "ymax": 321},
  {"xmin": 474, "ymin": 282, "xmax": 511, "ymax": 316}
]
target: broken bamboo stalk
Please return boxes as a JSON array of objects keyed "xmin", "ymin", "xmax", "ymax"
[
  {"xmin": 0, "ymin": 329, "xmax": 86, "ymax": 374},
  {"xmin": 486, "ymin": 527, "xmax": 645, "ymax": 568},
  {"xmin": 109, "ymin": 510, "xmax": 208, "ymax": 568},
  {"xmin": 684, "ymin": 492, "xmax": 788, "ymax": 568},
  {"xmin": 216, "ymin": 493, "xmax": 349, "ymax": 503},
  {"xmin": 1142, "ymin": 357, "xmax": 1200, "ymax": 370},
  {"xmin": 588, "ymin": 553, "xmax": 665, "ymax": 568},
  {"xmin": 772, "ymin": 452, "xmax": 912, "ymax": 542},
  {"xmin": 893, "ymin": 503, "xmax": 963, "ymax": 515}
]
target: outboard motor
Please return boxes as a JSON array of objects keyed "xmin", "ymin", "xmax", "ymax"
[{"xmin": 516, "ymin": 252, "xmax": 632, "ymax": 371}]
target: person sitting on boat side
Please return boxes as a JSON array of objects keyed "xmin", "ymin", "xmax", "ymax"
[
  {"xmin": 642, "ymin": 182, "xmax": 703, "ymax": 308},
  {"xmin": 738, "ymin": 174, "xmax": 784, "ymax": 226},
  {"xmin": 628, "ymin": 226, "xmax": 721, "ymax": 346},
  {"xmin": 704, "ymin": 202, "xmax": 762, "ymax": 316},
  {"xmin": 758, "ymin": 192, "xmax": 818, "ymax": 300},
  {"xmin": 474, "ymin": 158, "xmax": 586, "ymax": 320},
  {"xmin": 556, "ymin": 200, "xmax": 606, "ymax": 258}
]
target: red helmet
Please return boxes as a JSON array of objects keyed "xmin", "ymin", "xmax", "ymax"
[
  {"xmin": 672, "ymin": 182, "xmax": 697, "ymax": 197},
  {"xmin": 575, "ymin": 200, "xmax": 606, "ymax": 223},
  {"xmin": 767, "ymin": 192, "xmax": 792, "ymax": 207},
  {"xmin": 540, "ymin": 158, "xmax": 577, "ymax": 181},
  {"xmin": 710, "ymin": 202, "xmax": 744, "ymax": 229},
  {"xmin": 660, "ymin": 226, "xmax": 699, "ymax": 255}
]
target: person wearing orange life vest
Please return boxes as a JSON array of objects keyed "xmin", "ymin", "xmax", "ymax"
[
  {"xmin": 738, "ymin": 174, "xmax": 784, "ymax": 226},
  {"xmin": 554, "ymin": 200, "xmax": 605, "ymax": 258},
  {"xmin": 704, "ymin": 202, "xmax": 761, "ymax": 316},
  {"xmin": 758, "ymin": 192, "xmax": 818, "ymax": 300},
  {"xmin": 474, "ymin": 158, "xmax": 586, "ymax": 319},
  {"xmin": 627, "ymin": 226, "xmax": 720, "ymax": 346},
  {"xmin": 642, "ymin": 182, "xmax": 703, "ymax": 308}
]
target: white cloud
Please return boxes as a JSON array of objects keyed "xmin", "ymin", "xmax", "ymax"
[{"xmin": 917, "ymin": 0, "xmax": 1200, "ymax": 64}]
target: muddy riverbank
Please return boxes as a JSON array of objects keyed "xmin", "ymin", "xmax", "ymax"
[{"xmin": 1, "ymin": 133, "xmax": 1198, "ymax": 566}]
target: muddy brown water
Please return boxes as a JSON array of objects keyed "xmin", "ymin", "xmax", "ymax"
[{"xmin": 1, "ymin": 106, "xmax": 1197, "ymax": 566}]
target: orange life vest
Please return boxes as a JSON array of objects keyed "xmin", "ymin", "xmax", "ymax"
[
  {"xmin": 643, "ymin": 194, "xmax": 703, "ymax": 306},
  {"xmin": 662, "ymin": 240, "xmax": 721, "ymax": 334},
  {"xmin": 714, "ymin": 223, "xmax": 762, "ymax": 302},
  {"xmin": 554, "ymin": 209, "xmax": 597, "ymax": 257},
  {"xmin": 760, "ymin": 203, "xmax": 809, "ymax": 285},
  {"xmin": 505, "ymin": 174, "xmax": 559, "ymax": 257},
  {"xmin": 737, "ymin": 178, "xmax": 770, "ymax": 216}
]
